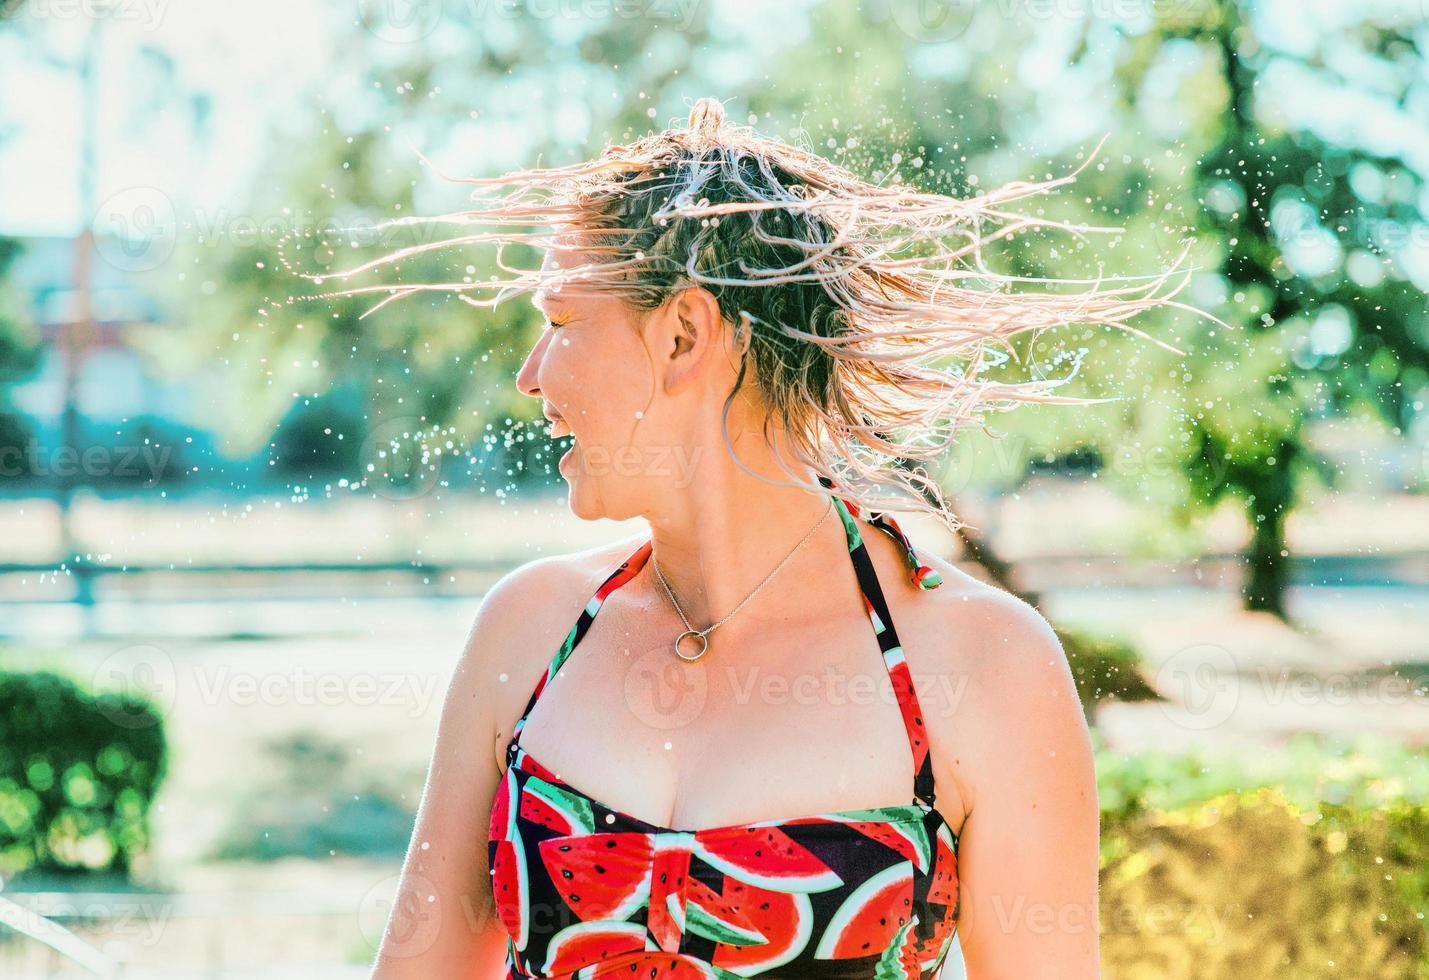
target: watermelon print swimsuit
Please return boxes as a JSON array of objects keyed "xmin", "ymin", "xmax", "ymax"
[{"xmin": 488, "ymin": 478, "xmax": 963, "ymax": 979}]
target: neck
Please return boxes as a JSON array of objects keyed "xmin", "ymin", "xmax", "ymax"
[{"xmin": 642, "ymin": 459, "xmax": 841, "ymax": 633}]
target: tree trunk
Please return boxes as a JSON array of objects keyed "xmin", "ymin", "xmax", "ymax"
[{"xmin": 1243, "ymin": 494, "xmax": 1289, "ymax": 618}]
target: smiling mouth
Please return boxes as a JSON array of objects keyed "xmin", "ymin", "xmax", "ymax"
[{"xmin": 544, "ymin": 412, "xmax": 575, "ymax": 440}]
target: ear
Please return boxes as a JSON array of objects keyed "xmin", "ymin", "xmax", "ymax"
[{"xmin": 661, "ymin": 285, "xmax": 726, "ymax": 387}]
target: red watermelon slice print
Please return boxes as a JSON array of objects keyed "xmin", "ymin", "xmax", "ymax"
[
  {"xmin": 882, "ymin": 646, "xmax": 929, "ymax": 770},
  {"xmin": 488, "ymin": 768, "xmax": 530, "ymax": 951},
  {"xmin": 539, "ymin": 833, "xmax": 654, "ymax": 922},
  {"xmin": 647, "ymin": 832, "xmax": 695, "ymax": 953},
  {"xmin": 694, "ymin": 826, "xmax": 842, "ymax": 892},
  {"xmin": 521, "ymin": 776, "xmax": 597, "ymax": 836},
  {"xmin": 573, "ymin": 949, "xmax": 749, "ymax": 979},
  {"xmin": 490, "ymin": 836, "xmax": 530, "ymax": 952},
  {"xmin": 681, "ymin": 876, "xmax": 768, "ymax": 951},
  {"xmin": 489, "ymin": 766, "xmax": 514, "ymax": 842},
  {"xmin": 541, "ymin": 920, "xmax": 646, "ymax": 975},
  {"xmin": 873, "ymin": 914, "xmax": 922, "ymax": 980},
  {"xmin": 928, "ymin": 820, "xmax": 958, "ymax": 907},
  {"xmin": 814, "ymin": 860, "xmax": 915, "ymax": 959},
  {"xmin": 709, "ymin": 879, "xmax": 815, "ymax": 975}
]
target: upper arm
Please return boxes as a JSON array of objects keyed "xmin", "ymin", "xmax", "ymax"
[
  {"xmin": 935, "ymin": 591, "xmax": 1100, "ymax": 979},
  {"xmin": 369, "ymin": 558, "xmax": 570, "ymax": 979}
]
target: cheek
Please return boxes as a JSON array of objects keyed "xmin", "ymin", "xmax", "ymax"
[
  {"xmin": 541, "ymin": 335, "xmax": 585, "ymax": 399},
  {"xmin": 586, "ymin": 359, "xmax": 644, "ymax": 438},
  {"xmin": 548, "ymin": 335, "xmax": 643, "ymax": 436}
]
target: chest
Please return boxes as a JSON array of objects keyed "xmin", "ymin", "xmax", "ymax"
[{"xmin": 505, "ymin": 597, "xmax": 928, "ymax": 832}]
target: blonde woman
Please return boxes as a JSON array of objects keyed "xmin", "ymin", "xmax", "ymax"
[{"xmin": 358, "ymin": 98, "xmax": 1181, "ymax": 979}]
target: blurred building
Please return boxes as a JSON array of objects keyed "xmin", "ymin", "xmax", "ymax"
[{"xmin": 4, "ymin": 234, "xmax": 225, "ymax": 493}]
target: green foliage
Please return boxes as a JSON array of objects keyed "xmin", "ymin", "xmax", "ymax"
[
  {"xmin": 157, "ymin": 10, "xmax": 730, "ymax": 481},
  {"xmin": 267, "ymin": 386, "xmax": 367, "ymax": 480},
  {"xmin": 1058, "ymin": 628, "xmax": 1161, "ymax": 717},
  {"xmin": 1097, "ymin": 736, "xmax": 1429, "ymax": 976},
  {"xmin": 1101, "ymin": 788, "xmax": 1429, "ymax": 979},
  {"xmin": 0, "ymin": 672, "xmax": 167, "ymax": 880},
  {"xmin": 152, "ymin": 109, "xmax": 577, "ymax": 497},
  {"xmin": 0, "ymin": 236, "xmax": 41, "ymax": 467},
  {"xmin": 827, "ymin": 1, "xmax": 1428, "ymax": 617},
  {"xmin": 1096, "ymin": 733, "xmax": 1429, "ymax": 822},
  {"xmin": 1100, "ymin": 3, "xmax": 1426, "ymax": 615}
]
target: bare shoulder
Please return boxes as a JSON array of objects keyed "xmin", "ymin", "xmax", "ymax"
[
  {"xmin": 886, "ymin": 550, "xmax": 1086, "ymax": 818},
  {"xmin": 451, "ymin": 534, "xmax": 649, "ymax": 756},
  {"xmin": 887, "ymin": 548, "xmax": 1069, "ymax": 694},
  {"xmin": 922, "ymin": 563, "xmax": 1065, "ymax": 687},
  {"xmin": 464, "ymin": 536, "xmax": 643, "ymax": 655}
]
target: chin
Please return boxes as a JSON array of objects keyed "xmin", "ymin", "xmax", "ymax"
[
  {"xmin": 561, "ymin": 463, "xmax": 602, "ymax": 520},
  {"xmin": 562, "ymin": 463, "xmax": 643, "ymax": 524},
  {"xmin": 565, "ymin": 485, "xmax": 604, "ymax": 522}
]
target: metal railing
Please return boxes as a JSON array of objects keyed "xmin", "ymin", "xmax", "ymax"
[{"xmin": 0, "ymin": 889, "xmax": 376, "ymax": 979}]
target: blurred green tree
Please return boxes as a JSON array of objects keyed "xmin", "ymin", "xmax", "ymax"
[
  {"xmin": 1042, "ymin": 1, "xmax": 1429, "ymax": 617},
  {"xmin": 0, "ymin": 237, "xmax": 40, "ymax": 477},
  {"xmin": 1166, "ymin": 2, "xmax": 1428, "ymax": 615},
  {"xmin": 163, "ymin": 6, "xmax": 723, "ymax": 496}
]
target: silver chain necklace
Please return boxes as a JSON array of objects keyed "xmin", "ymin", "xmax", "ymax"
[{"xmin": 650, "ymin": 497, "xmax": 835, "ymax": 663}]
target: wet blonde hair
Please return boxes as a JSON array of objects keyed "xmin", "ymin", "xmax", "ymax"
[{"xmin": 294, "ymin": 97, "xmax": 1197, "ymax": 534}]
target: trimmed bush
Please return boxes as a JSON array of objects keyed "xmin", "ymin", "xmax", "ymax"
[
  {"xmin": 1057, "ymin": 627, "xmax": 1160, "ymax": 720},
  {"xmin": 1101, "ymin": 788, "xmax": 1429, "ymax": 979},
  {"xmin": 0, "ymin": 671, "xmax": 166, "ymax": 879}
]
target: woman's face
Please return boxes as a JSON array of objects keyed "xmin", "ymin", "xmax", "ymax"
[{"xmin": 516, "ymin": 246, "xmax": 694, "ymax": 520}]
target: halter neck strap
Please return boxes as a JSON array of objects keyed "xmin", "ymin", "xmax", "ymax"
[{"xmin": 817, "ymin": 475, "xmax": 944, "ymax": 591}]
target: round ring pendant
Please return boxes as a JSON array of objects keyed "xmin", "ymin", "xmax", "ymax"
[{"xmin": 674, "ymin": 630, "xmax": 709, "ymax": 662}]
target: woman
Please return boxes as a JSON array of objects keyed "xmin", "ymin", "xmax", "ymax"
[{"xmin": 361, "ymin": 99, "xmax": 1182, "ymax": 979}]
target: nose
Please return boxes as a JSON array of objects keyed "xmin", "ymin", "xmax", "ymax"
[{"xmin": 515, "ymin": 327, "xmax": 552, "ymax": 401}]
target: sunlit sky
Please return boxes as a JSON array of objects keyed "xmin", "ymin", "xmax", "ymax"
[
  {"xmin": 1, "ymin": 0, "xmax": 1427, "ymax": 239},
  {"xmin": 0, "ymin": 0, "xmax": 335, "ymax": 235},
  {"xmin": 0, "ymin": 0, "xmax": 815, "ymax": 236}
]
